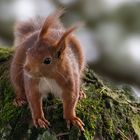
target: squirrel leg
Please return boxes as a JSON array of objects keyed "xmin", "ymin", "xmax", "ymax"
[
  {"xmin": 62, "ymin": 90, "xmax": 85, "ymax": 131},
  {"xmin": 10, "ymin": 66, "xmax": 27, "ymax": 107},
  {"xmin": 10, "ymin": 46, "xmax": 28, "ymax": 107},
  {"xmin": 24, "ymin": 77, "xmax": 50, "ymax": 128}
]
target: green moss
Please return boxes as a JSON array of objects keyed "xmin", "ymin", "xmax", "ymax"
[
  {"xmin": 37, "ymin": 131, "xmax": 57, "ymax": 140},
  {"xmin": 131, "ymin": 115, "xmax": 140, "ymax": 139},
  {"xmin": 0, "ymin": 47, "xmax": 13, "ymax": 61},
  {"xmin": 0, "ymin": 47, "xmax": 140, "ymax": 140}
]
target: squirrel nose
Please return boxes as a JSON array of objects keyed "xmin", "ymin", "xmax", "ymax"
[{"xmin": 24, "ymin": 65, "xmax": 31, "ymax": 72}]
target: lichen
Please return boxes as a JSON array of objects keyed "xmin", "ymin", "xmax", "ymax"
[{"xmin": 0, "ymin": 47, "xmax": 140, "ymax": 140}]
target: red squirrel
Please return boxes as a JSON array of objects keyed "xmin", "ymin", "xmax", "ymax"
[{"xmin": 10, "ymin": 9, "xmax": 86, "ymax": 131}]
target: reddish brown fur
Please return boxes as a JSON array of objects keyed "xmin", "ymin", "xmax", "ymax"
[{"xmin": 10, "ymin": 9, "xmax": 86, "ymax": 131}]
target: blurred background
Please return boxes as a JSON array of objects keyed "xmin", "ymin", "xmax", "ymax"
[{"xmin": 0, "ymin": 0, "xmax": 140, "ymax": 100}]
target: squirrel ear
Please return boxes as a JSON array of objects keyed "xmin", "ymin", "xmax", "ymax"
[
  {"xmin": 38, "ymin": 8, "xmax": 65, "ymax": 39},
  {"xmin": 55, "ymin": 23, "xmax": 82, "ymax": 56}
]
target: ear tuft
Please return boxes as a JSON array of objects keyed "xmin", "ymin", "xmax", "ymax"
[
  {"xmin": 56, "ymin": 22, "xmax": 84, "ymax": 48},
  {"xmin": 54, "ymin": 22, "xmax": 84, "ymax": 58},
  {"xmin": 39, "ymin": 8, "xmax": 65, "ymax": 39}
]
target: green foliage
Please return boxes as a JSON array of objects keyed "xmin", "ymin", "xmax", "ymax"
[
  {"xmin": 37, "ymin": 131, "xmax": 57, "ymax": 140},
  {"xmin": 0, "ymin": 47, "xmax": 140, "ymax": 140}
]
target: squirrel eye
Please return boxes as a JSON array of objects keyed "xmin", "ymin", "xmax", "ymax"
[{"xmin": 43, "ymin": 58, "xmax": 51, "ymax": 64}]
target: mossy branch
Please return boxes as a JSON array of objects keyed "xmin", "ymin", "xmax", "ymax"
[{"xmin": 0, "ymin": 47, "xmax": 140, "ymax": 140}]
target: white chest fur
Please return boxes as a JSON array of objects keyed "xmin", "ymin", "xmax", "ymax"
[{"xmin": 39, "ymin": 78, "xmax": 62, "ymax": 98}]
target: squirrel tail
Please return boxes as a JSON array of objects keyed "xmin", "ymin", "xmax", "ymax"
[{"xmin": 14, "ymin": 18, "xmax": 43, "ymax": 46}]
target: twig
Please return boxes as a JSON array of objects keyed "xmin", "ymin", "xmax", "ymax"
[
  {"xmin": 56, "ymin": 132, "xmax": 70, "ymax": 137},
  {"xmin": 117, "ymin": 128, "xmax": 129, "ymax": 140}
]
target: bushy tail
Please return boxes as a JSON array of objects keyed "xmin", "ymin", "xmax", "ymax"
[
  {"xmin": 14, "ymin": 9, "xmax": 65, "ymax": 46},
  {"xmin": 14, "ymin": 18, "xmax": 43, "ymax": 46}
]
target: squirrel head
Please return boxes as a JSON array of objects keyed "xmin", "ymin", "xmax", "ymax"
[{"xmin": 24, "ymin": 9, "xmax": 80, "ymax": 78}]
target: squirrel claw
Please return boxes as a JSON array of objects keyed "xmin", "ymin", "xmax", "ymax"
[
  {"xmin": 13, "ymin": 98, "xmax": 27, "ymax": 107},
  {"xmin": 34, "ymin": 118, "xmax": 50, "ymax": 128},
  {"xmin": 79, "ymin": 90, "xmax": 86, "ymax": 100},
  {"xmin": 66, "ymin": 117, "xmax": 85, "ymax": 131}
]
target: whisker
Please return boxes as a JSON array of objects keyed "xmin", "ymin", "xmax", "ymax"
[{"xmin": 56, "ymin": 70, "xmax": 67, "ymax": 82}]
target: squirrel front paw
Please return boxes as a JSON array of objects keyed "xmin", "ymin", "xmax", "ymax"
[
  {"xmin": 79, "ymin": 90, "xmax": 86, "ymax": 100},
  {"xmin": 65, "ymin": 116, "xmax": 85, "ymax": 131},
  {"xmin": 13, "ymin": 97, "xmax": 27, "ymax": 107},
  {"xmin": 33, "ymin": 118, "xmax": 50, "ymax": 128}
]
